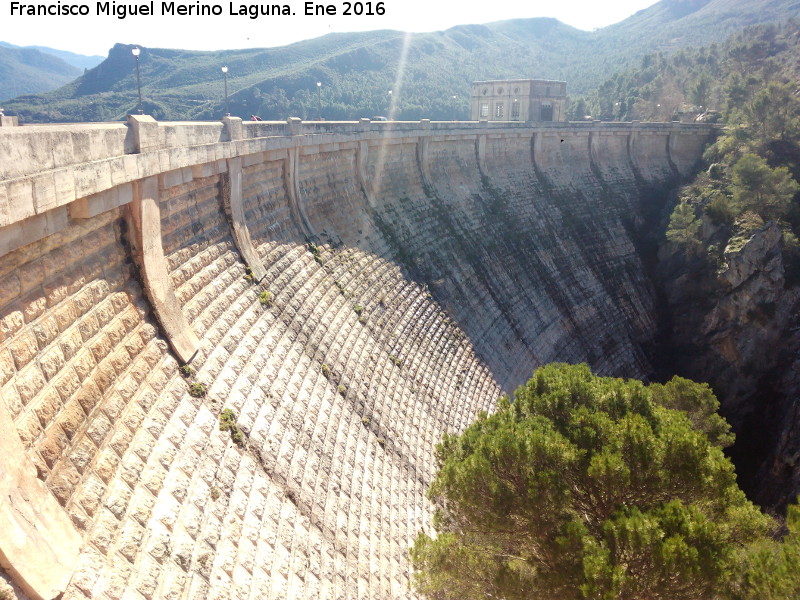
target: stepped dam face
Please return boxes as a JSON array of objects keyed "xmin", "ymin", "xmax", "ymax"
[{"xmin": 0, "ymin": 117, "xmax": 711, "ymax": 600}]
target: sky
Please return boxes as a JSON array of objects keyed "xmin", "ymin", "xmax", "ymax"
[{"xmin": 2, "ymin": 0, "xmax": 658, "ymax": 57}]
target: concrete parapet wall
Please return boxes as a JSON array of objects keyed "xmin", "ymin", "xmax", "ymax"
[
  {"xmin": 0, "ymin": 118, "xmax": 713, "ymax": 237},
  {"xmin": 0, "ymin": 117, "xmax": 713, "ymax": 599}
]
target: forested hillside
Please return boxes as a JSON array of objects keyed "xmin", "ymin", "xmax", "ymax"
[
  {"xmin": 4, "ymin": 0, "xmax": 799, "ymax": 122},
  {"xmin": 588, "ymin": 20, "xmax": 800, "ymax": 511},
  {"xmin": 0, "ymin": 45, "xmax": 81, "ymax": 101}
]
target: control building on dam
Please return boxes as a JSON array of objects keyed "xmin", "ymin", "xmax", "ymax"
[{"xmin": 0, "ymin": 115, "xmax": 712, "ymax": 600}]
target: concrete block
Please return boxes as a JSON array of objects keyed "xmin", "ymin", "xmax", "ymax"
[
  {"xmin": 0, "ymin": 215, "xmax": 31, "ymax": 256},
  {"xmin": 46, "ymin": 206, "xmax": 67, "ymax": 236},
  {"xmin": 288, "ymin": 118, "xmax": 302, "ymax": 136},
  {"xmin": 52, "ymin": 168, "xmax": 76, "ymax": 205},
  {"xmin": 139, "ymin": 152, "xmax": 161, "ymax": 180},
  {"xmin": 127, "ymin": 114, "xmax": 160, "ymax": 153},
  {"xmin": 70, "ymin": 184, "xmax": 133, "ymax": 220},
  {"xmin": 158, "ymin": 150, "xmax": 172, "ymax": 174},
  {"xmin": 223, "ymin": 117, "xmax": 244, "ymax": 142},
  {"xmin": 32, "ymin": 172, "xmax": 58, "ymax": 213},
  {"xmin": 74, "ymin": 162, "xmax": 112, "ymax": 200},
  {"xmin": 161, "ymin": 169, "xmax": 185, "ymax": 190},
  {"xmin": 107, "ymin": 156, "xmax": 128, "ymax": 186},
  {"xmin": 122, "ymin": 154, "xmax": 141, "ymax": 181},
  {"xmin": 0, "ymin": 182, "xmax": 9, "ymax": 227},
  {"xmin": 7, "ymin": 178, "xmax": 35, "ymax": 222},
  {"xmin": 191, "ymin": 162, "xmax": 213, "ymax": 179}
]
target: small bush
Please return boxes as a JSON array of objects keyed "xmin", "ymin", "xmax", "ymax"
[
  {"xmin": 362, "ymin": 416, "xmax": 370, "ymax": 425},
  {"xmin": 210, "ymin": 486, "xmax": 221, "ymax": 500},
  {"xmin": 377, "ymin": 437, "xmax": 386, "ymax": 447},
  {"xmin": 179, "ymin": 364, "xmax": 195, "ymax": 378},
  {"xmin": 707, "ymin": 163, "xmax": 724, "ymax": 179},
  {"xmin": 321, "ymin": 364, "xmax": 332, "ymax": 379},
  {"xmin": 353, "ymin": 304, "xmax": 363, "ymax": 315},
  {"xmin": 704, "ymin": 192, "xmax": 738, "ymax": 226},
  {"xmin": 308, "ymin": 241, "xmax": 323, "ymax": 265},
  {"xmin": 259, "ymin": 290, "xmax": 274, "ymax": 307},
  {"xmin": 243, "ymin": 267, "xmax": 255, "ymax": 282},
  {"xmin": 338, "ymin": 384, "xmax": 346, "ymax": 395},
  {"xmin": 219, "ymin": 408, "xmax": 246, "ymax": 447},
  {"xmin": 188, "ymin": 382, "xmax": 207, "ymax": 398},
  {"xmin": 389, "ymin": 355, "xmax": 403, "ymax": 367}
]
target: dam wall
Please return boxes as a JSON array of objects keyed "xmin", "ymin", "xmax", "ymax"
[{"xmin": 0, "ymin": 117, "xmax": 712, "ymax": 599}]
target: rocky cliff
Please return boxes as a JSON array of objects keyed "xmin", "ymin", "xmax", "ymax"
[{"xmin": 657, "ymin": 220, "xmax": 800, "ymax": 511}]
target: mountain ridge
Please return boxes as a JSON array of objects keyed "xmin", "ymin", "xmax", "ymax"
[{"xmin": 3, "ymin": 0, "xmax": 799, "ymax": 122}]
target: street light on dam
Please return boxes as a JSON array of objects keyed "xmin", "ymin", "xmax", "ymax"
[
  {"xmin": 222, "ymin": 66, "xmax": 229, "ymax": 117},
  {"xmin": 317, "ymin": 81, "xmax": 322, "ymax": 121},
  {"xmin": 131, "ymin": 47, "xmax": 143, "ymax": 115}
]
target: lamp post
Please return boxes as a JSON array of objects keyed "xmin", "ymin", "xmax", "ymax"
[
  {"xmin": 131, "ymin": 47, "xmax": 143, "ymax": 115},
  {"xmin": 387, "ymin": 89, "xmax": 392, "ymax": 117},
  {"xmin": 316, "ymin": 81, "xmax": 322, "ymax": 121},
  {"xmin": 221, "ymin": 66, "xmax": 229, "ymax": 117},
  {"xmin": 452, "ymin": 95, "xmax": 457, "ymax": 121}
]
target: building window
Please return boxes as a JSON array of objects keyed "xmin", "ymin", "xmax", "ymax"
[
  {"xmin": 480, "ymin": 102, "xmax": 489, "ymax": 117},
  {"xmin": 511, "ymin": 101, "xmax": 520, "ymax": 120},
  {"xmin": 495, "ymin": 102, "xmax": 504, "ymax": 118}
]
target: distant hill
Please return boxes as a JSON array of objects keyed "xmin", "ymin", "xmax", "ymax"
[
  {"xmin": 0, "ymin": 45, "xmax": 82, "ymax": 101},
  {"xmin": 0, "ymin": 42, "xmax": 104, "ymax": 70},
  {"xmin": 4, "ymin": 0, "xmax": 799, "ymax": 122}
]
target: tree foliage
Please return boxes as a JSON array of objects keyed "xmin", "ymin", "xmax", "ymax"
[
  {"xmin": 631, "ymin": 22, "xmax": 800, "ymax": 276},
  {"xmin": 666, "ymin": 203, "xmax": 702, "ymax": 249},
  {"xmin": 411, "ymin": 364, "xmax": 771, "ymax": 600},
  {"xmin": 731, "ymin": 153, "xmax": 799, "ymax": 221},
  {"xmin": 729, "ymin": 501, "xmax": 800, "ymax": 600}
]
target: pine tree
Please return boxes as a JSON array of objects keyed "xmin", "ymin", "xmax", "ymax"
[{"xmin": 411, "ymin": 364, "xmax": 772, "ymax": 600}]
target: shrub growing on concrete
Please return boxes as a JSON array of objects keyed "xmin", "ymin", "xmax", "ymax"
[
  {"xmin": 188, "ymin": 382, "xmax": 207, "ymax": 398},
  {"xmin": 219, "ymin": 409, "xmax": 245, "ymax": 447},
  {"xmin": 259, "ymin": 290, "xmax": 274, "ymax": 307}
]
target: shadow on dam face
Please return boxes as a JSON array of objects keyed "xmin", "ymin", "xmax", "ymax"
[{"xmin": 0, "ymin": 120, "xmax": 711, "ymax": 599}]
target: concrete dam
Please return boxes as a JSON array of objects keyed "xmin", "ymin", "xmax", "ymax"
[{"xmin": 0, "ymin": 117, "xmax": 712, "ymax": 600}]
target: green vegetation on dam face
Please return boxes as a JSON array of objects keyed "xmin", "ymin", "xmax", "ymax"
[{"xmin": 0, "ymin": 120, "xmax": 711, "ymax": 598}]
